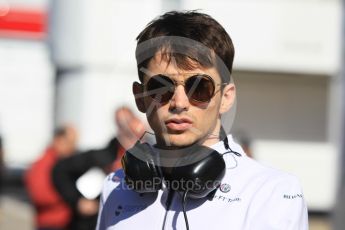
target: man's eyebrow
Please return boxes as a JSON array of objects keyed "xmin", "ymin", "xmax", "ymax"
[
  {"xmin": 140, "ymin": 67, "xmax": 210, "ymax": 79},
  {"xmin": 140, "ymin": 67, "xmax": 177, "ymax": 78}
]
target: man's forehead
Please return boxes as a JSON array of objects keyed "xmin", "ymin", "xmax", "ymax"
[
  {"xmin": 147, "ymin": 52, "xmax": 196, "ymax": 69},
  {"xmin": 144, "ymin": 54, "xmax": 221, "ymax": 82}
]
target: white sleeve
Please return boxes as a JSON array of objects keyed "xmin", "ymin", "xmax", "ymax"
[
  {"xmin": 245, "ymin": 174, "xmax": 308, "ymax": 230},
  {"xmin": 95, "ymin": 190, "xmax": 105, "ymax": 230},
  {"xmin": 95, "ymin": 173, "xmax": 115, "ymax": 230}
]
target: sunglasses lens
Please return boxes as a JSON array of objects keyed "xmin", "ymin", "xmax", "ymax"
[
  {"xmin": 146, "ymin": 75, "xmax": 174, "ymax": 103},
  {"xmin": 186, "ymin": 75, "xmax": 215, "ymax": 103}
]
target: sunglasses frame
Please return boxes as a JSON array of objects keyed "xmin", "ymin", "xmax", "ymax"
[{"xmin": 141, "ymin": 74, "xmax": 228, "ymax": 105}]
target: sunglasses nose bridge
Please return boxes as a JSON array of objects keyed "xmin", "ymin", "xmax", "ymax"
[
  {"xmin": 172, "ymin": 76, "xmax": 212, "ymax": 103},
  {"xmin": 170, "ymin": 79, "xmax": 189, "ymax": 97},
  {"xmin": 170, "ymin": 83, "xmax": 191, "ymax": 106},
  {"xmin": 172, "ymin": 79, "xmax": 186, "ymax": 88}
]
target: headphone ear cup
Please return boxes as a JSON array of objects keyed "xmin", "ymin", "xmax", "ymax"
[
  {"xmin": 162, "ymin": 145, "xmax": 225, "ymax": 199},
  {"xmin": 184, "ymin": 150, "xmax": 225, "ymax": 199},
  {"xmin": 122, "ymin": 142, "xmax": 162, "ymax": 193}
]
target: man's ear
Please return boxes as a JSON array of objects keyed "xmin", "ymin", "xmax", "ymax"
[
  {"xmin": 219, "ymin": 83, "xmax": 236, "ymax": 114},
  {"xmin": 132, "ymin": 82, "xmax": 146, "ymax": 113}
]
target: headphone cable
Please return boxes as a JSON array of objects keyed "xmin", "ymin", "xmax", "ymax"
[{"xmin": 182, "ymin": 190, "xmax": 190, "ymax": 230}]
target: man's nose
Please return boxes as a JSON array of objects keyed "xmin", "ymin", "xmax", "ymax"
[{"xmin": 169, "ymin": 85, "xmax": 190, "ymax": 111}]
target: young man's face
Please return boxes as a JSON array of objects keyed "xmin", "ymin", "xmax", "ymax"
[{"xmin": 134, "ymin": 52, "xmax": 235, "ymax": 148}]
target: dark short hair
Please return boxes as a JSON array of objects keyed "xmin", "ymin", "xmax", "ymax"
[
  {"xmin": 135, "ymin": 11, "xmax": 235, "ymax": 83},
  {"xmin": 53, "ymin": 126, "xmax": 67, "ymax": 138}
]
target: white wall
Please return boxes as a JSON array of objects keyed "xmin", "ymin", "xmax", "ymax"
[
  {"xmin": 232, "ymin": 72, "xmax": 329, "ymax": 141},
  {"xmin": 182, "ymin": 0, "xmax": 342, "ymax": 75},
  {"xmin": 55, "ymin": 68, "xmax": 144, "ymax": 150},
  {"xmin": 0, "ymin": 39, "xmax": 54, "ymax": 166},
  {"xmin": 50, "ymin": 0, "xmax": 161, "ymax": 150}
]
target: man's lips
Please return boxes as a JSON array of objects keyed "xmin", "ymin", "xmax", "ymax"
[{"xmin": 165, "ymin": 118, "xmax": 193, "ymax": 131}]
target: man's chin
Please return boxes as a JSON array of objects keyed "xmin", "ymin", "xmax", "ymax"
[{"xmin": 163, "ymin": 133, "xmax": 198, "ymax": 148}]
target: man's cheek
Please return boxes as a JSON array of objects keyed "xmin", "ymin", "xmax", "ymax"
[{"xmin": 148, "ymin": 114, "xmax": 164, "ymax": 133}]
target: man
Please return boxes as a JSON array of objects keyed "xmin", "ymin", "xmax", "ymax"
[
  {"xmin": 96, "ymin": 11, "xmax": 308, "ymax": 230},
  {"xmin": 25, "ymin": 125, "xmax": 78, "ymax": 230},
  {"xmin": 52, "ymin": 107, "xmax": 146, "ymax": 230}
]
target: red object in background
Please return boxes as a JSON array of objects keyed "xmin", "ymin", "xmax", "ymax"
[
  {"xmin": 0, "ymin": 8, "xmax": 47, "ymax": 39},
  {"xmin": 25, "ymin": 147, "xmax": 72, "ymax": 229}
]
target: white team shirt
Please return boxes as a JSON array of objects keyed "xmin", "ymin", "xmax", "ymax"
[{"xmin": 96, "ymin": 135, "xmax": 308, "ymax": 230}]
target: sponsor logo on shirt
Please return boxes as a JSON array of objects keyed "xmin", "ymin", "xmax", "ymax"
[
  {"xmin": 283, "ymin": 194, "xmax": 303, "ymax": 199},
  {"xmin": 214, "ymin": 195, "xmax": 241, "ymax": 203},
  {"xmin": 219, "ymin": 183, "xmax": 231, "ymax": 193},
  {"xmin": 114, "ymin": 204, "xmax": 148, "ymax": 216},
  {"xmin": 112, "ymin": 175, "xmax": 121, "ymax": 182}
]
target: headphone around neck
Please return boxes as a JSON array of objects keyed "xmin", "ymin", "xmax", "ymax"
[{"xmin": 121, "ymin": 134, "xmax": 233, "ymax": 199}]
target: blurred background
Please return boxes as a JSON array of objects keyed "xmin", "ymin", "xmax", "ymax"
[{"xmin": 0, "ymin": 0, "xmax": 343, "ymax": 229}]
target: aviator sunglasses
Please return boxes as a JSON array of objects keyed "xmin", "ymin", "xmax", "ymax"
[{"xmin": 142, "ymin": 74, "xmax": 228, "ymax": 105}]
